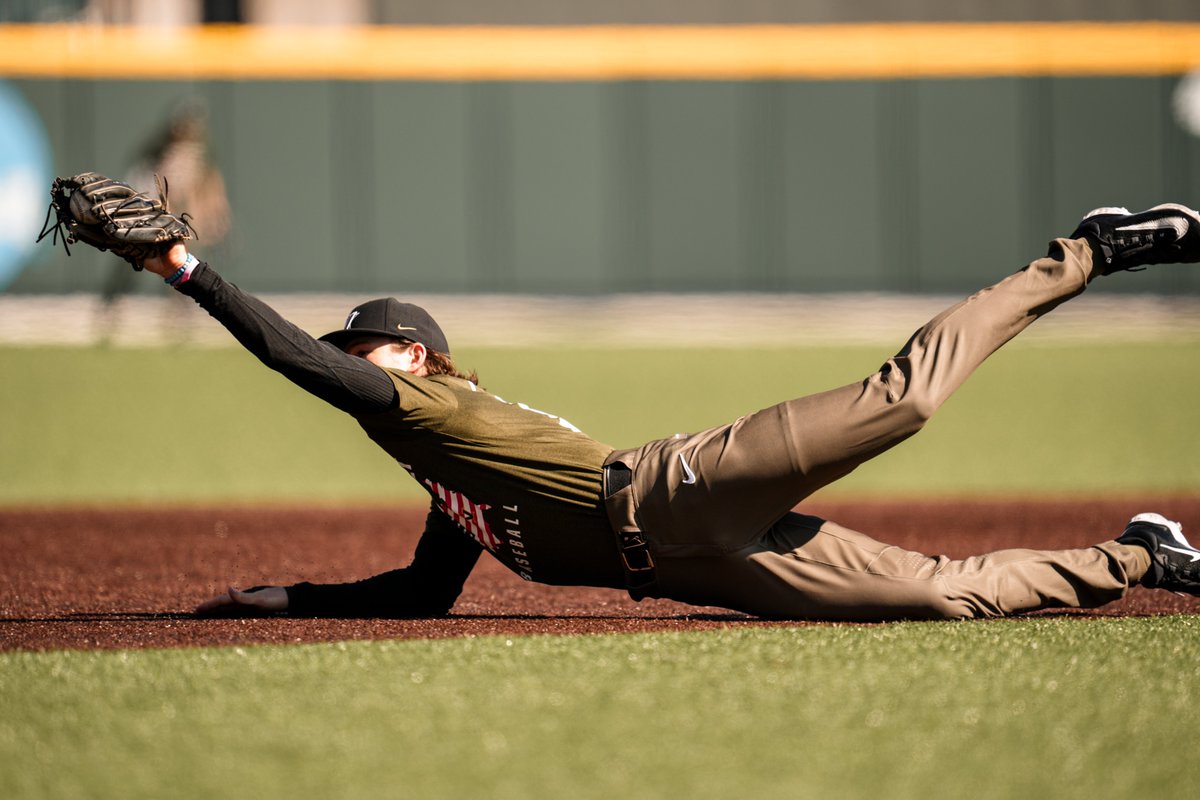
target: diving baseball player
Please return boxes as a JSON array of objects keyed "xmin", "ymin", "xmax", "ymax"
[{"xmin": 40, "ymin": 174, "xmax": 1200, "ymax": 620}]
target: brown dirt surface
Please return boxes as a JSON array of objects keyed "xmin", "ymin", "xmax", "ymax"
[{"xmin": 3, "ymin": 498, "xmax": 1199, "ymax": 652}]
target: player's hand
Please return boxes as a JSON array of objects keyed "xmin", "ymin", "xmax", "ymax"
[
  {"xmin": 194, "ymin": 585, "xmax": 288, "ymax": 616},
  {"xmin": 140, "ymin": 242, "xmax": 190, "ymax": 278}
]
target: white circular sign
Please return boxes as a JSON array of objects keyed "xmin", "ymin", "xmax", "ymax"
[
  {"xmin": 1172, "ymin": 71, "xmax": 1200, "ymax": 138},
  {"xmin": 0, "ymin": 81, "xmax": 53, "ymax": 290}
]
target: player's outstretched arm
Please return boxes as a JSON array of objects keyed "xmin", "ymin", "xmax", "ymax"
[
  {"xmin": 39, "ymin": 172, "xmax": 398, "ymax": 416},
  {"xmin": 201, "ymin": 507, "xmax": 484, "ymax": 619},
  {"xmin": 195, "ymin": 585, "xmax": 288, "ymax": 616}
]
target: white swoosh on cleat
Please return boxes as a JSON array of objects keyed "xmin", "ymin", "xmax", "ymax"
[
  {"xmin": 1161, "ymin": 544, "xmax": 1200, "ymax": 563},
  {"xmin": 678, "ymin": 452, "xmax": 697, "ymax": 485},
  {"xmin": 1117, "ymin": 218, "xmax": 1189, "ymax": 238}
]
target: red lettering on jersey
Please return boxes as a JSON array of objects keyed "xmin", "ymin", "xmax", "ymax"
[{"xmin": 425, "ymin": 479, "xmax": 499, "ymax": 551}]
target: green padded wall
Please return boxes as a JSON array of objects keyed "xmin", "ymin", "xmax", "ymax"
[{"xmin": 10, "ymin": 76, "xmax": 1200, "ymax": 295}]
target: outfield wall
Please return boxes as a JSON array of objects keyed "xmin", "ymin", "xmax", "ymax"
[{"xmin": 6, "ymin": 24, "xmax": 1200, "ymax": 295}]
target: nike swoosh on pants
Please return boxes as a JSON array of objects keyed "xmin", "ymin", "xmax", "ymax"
[{"xmin": 678, "ymin": 452, "xmax": 697, "ymax": 485}]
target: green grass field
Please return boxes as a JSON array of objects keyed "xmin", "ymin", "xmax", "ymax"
[
  {"xmin": 2, "ymin": 341, "xmax": 1199, "ymax": 799},
  {"xmin": 2, "ymin": 340, "xmax": 1199, "ymax": 503},
  {"xmin": 4, "ymin": 620, "xmax": 1198, "ymax": 800}
]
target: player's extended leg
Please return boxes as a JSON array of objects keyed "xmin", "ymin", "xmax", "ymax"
[
  {"xmin": 650, "ymin": 512, "xmax": 1155, "ymax": 621},
  {"xmin": 609, "ymin": 205, "xmax": 1200, "ymax": 617},
  {"xmin": 624, "ymin": 240, "xmax": 1094, "ymax": 553},
  {"xmin": 619, "ymin": 205, "xmax": 1200, "ymax": 556}
]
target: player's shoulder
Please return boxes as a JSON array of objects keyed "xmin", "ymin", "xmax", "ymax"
[
  {"xmin": 427, "ymin": 374, "xmax": 486, "ymax": 395},
  {"xmin": 380, "ymin": 369, "xmax": 465, "ymax": 406}
]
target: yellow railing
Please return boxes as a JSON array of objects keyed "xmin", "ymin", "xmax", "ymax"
[{"xmin": 2, "ymin": 22, "xmax": 1200, "ymax": 80}]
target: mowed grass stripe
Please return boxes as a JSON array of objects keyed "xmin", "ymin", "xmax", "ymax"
[
  {"xmin": 2, "ymin": 619, "xmax": 1198, "ymax": 799},
  {"xmin": 2, "ymin": 340, "xmax": 1198, "ymax": 503}
]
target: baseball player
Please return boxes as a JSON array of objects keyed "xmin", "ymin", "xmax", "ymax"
[{"xmin": 39, "ymin": 175, "xmax": 1200, "ymax": 620}]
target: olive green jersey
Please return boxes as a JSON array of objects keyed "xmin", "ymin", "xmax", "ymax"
[{"xmin": 357, "ymin": 370, "xmax": 625, "ymax": 588}]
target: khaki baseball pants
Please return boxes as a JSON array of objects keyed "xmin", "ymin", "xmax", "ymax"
[{"xmin": 604, "ymin": 238, "xmax": 1150, "ymax": 620}]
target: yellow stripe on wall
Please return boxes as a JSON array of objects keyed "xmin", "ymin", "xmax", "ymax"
[{"xmin": 2, "ymin": 22, "xmax": 1200, "ymax": 80}]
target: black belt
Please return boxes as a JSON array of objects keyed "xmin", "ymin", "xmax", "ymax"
[
  {"xmin": 603, "ymin": 462, "xmax": 656, "ymax": 591},
  {"xmin": 604, "ymin": 462, "xmax": 632, "ymax": 497}
]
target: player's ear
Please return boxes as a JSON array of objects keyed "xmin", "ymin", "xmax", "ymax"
[{"xmin": 406, "ymin": 341, "xmax": 428, "ymax": 374}]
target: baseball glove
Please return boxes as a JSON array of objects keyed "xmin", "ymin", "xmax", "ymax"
[{"xmin": 37, "ymin": 171, "xmax": 195, "ymax": 270}]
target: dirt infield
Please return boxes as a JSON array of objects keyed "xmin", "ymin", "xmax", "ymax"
[{"xmin": 3, "ymin": 498, "xmax": 1199, "ymax": 651}]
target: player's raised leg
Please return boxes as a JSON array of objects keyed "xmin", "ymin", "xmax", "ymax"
[
  {"xmin": 624, "ymin": 204, "xmax": 1200, "ymax": 555},
  {"xmin": 786, "ymin": 201, "xmax": 1200, "ymax": 491}
]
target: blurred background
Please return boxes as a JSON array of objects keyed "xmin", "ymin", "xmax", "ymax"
[
  {"xmin": 2, "ymin": 0, "xmax": 1200, "ymax": 300},
  {"xmin": 2, "ymin": 2, "xmax": 1200, "ymax": 502}
]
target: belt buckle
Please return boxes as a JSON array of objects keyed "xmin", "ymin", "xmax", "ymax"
[{"xmin": 619, "ymin": 533, "xmax": 655, "ymax": 573}]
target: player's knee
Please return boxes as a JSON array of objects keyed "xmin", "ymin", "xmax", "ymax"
[
  {"xmin": 925, "ymin": 586, "xmax": 1001, "ymax": 621},
  {"xmin": 927, "ymin": 597, "xmax": 975, "ymax": 620},
  {"xmin": 908, "ymin": 582, "xmax": 977, "ymax": 621},
  {"xmin": 901, "ymin": 393, "xmax": 938, "ymax": 432},
  {"xmin": 876, "ymin": 360, "xmax": 940, "ymax": 431},
  {"xmin": 884, "ymin": 393, "xmax": 938, "ymax": 444},
  {"xmin": 900, "ymin": 379, "xmax": 941, "ymax": 427},
  {"xmin": 907, "ymin": 391, "xmax": 945, "ymax": 429}
]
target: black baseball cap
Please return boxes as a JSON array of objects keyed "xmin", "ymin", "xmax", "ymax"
[{"xmin": 318, "ymin": 298, "xmax": 451, "ymax": 354}]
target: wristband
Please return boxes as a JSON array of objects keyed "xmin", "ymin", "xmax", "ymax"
[{"xmin": 165, "ymin": 253, "xmax": 200, "ymax": 287}]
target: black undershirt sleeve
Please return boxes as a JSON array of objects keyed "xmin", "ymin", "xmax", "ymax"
[
  {"xmin": 284, "ymin": 506, "xmax": 484, "ymax": 617},
  {"xmin": 177, "ymin": 262, "xmax": 397, "ymax": 415},
  {"xmin": 176, "ymin": 263, "xmax": 483, "ymax": 615}
]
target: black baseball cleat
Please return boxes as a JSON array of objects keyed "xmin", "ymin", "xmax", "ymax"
[
  {"xmin": 1116, "ymin": 513, "xmax": 1200, "ymax": 596},
  {"xmin": 1065, "ymin": 204, "xmax": 1200, "ymax": 275}
]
